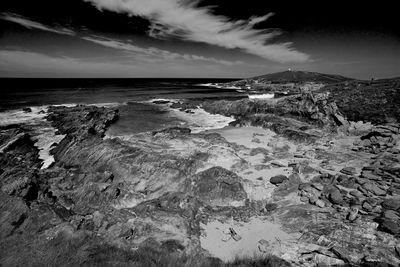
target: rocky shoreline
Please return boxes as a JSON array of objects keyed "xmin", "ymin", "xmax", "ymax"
[{"xmin": 1, "ymin": 88, "xmax": 400, "ymax": 266}]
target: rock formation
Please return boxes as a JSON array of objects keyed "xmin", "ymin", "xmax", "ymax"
[{"xmin": 1, "ymin": 75, "xmax": 400, "ymax": 266}]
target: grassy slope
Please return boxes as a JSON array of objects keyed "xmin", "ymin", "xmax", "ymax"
[
  {"xmin": 250, "ymin": 70, "xmax": 354, "ymax": 84},
  {"xmin": 320, "ymin": 78, "xmax": 400, "ymax": 124}
]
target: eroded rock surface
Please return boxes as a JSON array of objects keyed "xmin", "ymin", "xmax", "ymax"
[{"xmin": 1, "ymin": 95, "xmax": 400, "ymax": 266}]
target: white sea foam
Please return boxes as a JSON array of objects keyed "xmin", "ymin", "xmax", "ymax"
[
  {"xmin": 145, "ymin": 98, "xmax": 236, "ymax": 133},
  {"xmin": 142, "ymin": 98, "xmax": 180, "ymax": 104},
  {"xmin": 31, "ymin": 127, "xmax": 66, "ymax": 169},
  {"xmin": 0, "ymin": 106, "xmax": 48, "ymax": 126},
  {"xmin": 248, "ymin": 93, "xmax": 275, "ymax": 99},
  {"xmin": 169, "ymin": 106, "xmax": 235, "ymax": 133},
  {"xmin": 88, "ymin": 102, "xmax": 127, "ymax": 108},
  {"xmin": 0, "ymin": 106, "xmax": 65, "ymax": 169},
  {"xmin": 197, "ymin": 83, "xmax": 242, "ymax": 90}
]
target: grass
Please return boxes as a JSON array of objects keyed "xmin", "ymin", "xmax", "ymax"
[{"xmin": 0, "ymin": 230, "xmax": 291, "ymax": 267}]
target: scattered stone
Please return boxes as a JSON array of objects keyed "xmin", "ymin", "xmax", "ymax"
[
  {"xmin": 340, "ymin": 167, "xmax": 357, "ymax": 175},
  {"xmin": 365, "ymin": 197, "xmax": 380, "ymax": 207},
  {"xmin": 362, "ymin": 201, "xmax": 373, "ymax": 212},
  {"xmin": 258, "ymin": 239, "xmax": 269, "ymax": 253},
  {"xmin": 229, "ymin": 228, "xmax": 242, "ymax": 241},
  {"xmin": 329, "ymin": 188, "xmax": 344, "ymax": 205},
  {"xmin": 315, "ymin": 199, "xmax": 326, "ymax": 208},
  {"xmin": 382, "ymin": 199, "xmax": 400, "ymax": 211},
  {"xmin": 300, "ymin": 197, "xmax": 309, "ymax": 202},
  {"xmin": 383, "ymin": 210, "xmax": 400, "ymax": 220},
  {"xmin": 362, "ymin": 182, "xmax": 386, "ymax": 196},
  {"xmin": 265, "ymin": 203, "xmax": 278, "ymax": 212},
  {"xmin": 298, "ymin": 183, "xmax": 312, "ymax": 191},
  {"xmin": 349, "ymin": 190, "xmax": 364, "ymax": 198},
  {"xmin": 312, "ymin": 183, "xmax": 324, "ymax": 191},
  {"xmin": 378, "ymin": 218, "xmax": 400, "ymax": 235},
  {"xmin": 396, "ymin": 246, "xmax": 400, "ymax": 258},
  {"xmin": 270, "ymin": 160, "xmax": 287, "ymax": 167},
  {"xmin": 270, "ymin": 175, "xmax": 288, "ymax": 185},
  {"xmin": 347, "ymin": 208, "xmax": 358, "ymax": 221},
  {"xmin": 361, "ymin": 171, "xmax": 382, "ymax": 181},
  {"xmin": 152, "ymin": 100, "xmax": 170, "ymax": 105}
]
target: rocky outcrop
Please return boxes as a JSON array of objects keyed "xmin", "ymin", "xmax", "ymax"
[
  {"xmin": 201, "ymin": 91, "xmax": 344, "ymax": 142},
  {"xmin": 186, "ymin": 166, "xmax": 247, "ymax": 207},
  {"xmin": 2, "ymin": 100, "xmax": 400, "ymax": 266},
  {"xmin": 0, "ymin": 127, "xmax": 41, "ymax": 203}
]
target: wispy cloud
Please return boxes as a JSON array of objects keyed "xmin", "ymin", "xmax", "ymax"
[
  {"xmin": 84, "ymin": 0, "xmax": 309, "ymax": 63},
  {"xmin": 248, "ymin": 13, "xmax": 275, "ymax": 27},
  {"xmin": 0, "ymin": 12, "xmax": 242, "ymax": 66},
  {"xmin": 0, "ymin": 12, "xmax": 76, "ymax": 36},
  {"xmin": 82, "ymin": 35, "xmax": 243, "ymax": 65}
]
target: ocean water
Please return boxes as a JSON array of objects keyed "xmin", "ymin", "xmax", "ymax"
[
  {"xmin": 0, "ymin": 78, "xmax": 245, "ymax": 133},
  {"xmin": 0, "ymin": 78, "xmax": 241, "ymax": 109},
  {"xmin": 0, "ymin": 78, "xmax": 245, "ymax": 168}
]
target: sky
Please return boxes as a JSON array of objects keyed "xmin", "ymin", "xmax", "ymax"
[{"xmin": 0, "ymin": 0, "xmax": 399, "ymax": 79}]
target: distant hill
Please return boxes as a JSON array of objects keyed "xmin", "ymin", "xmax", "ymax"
[{"xmin": 250, "ymin": 70, "xmax": 354, "ymax": 84}]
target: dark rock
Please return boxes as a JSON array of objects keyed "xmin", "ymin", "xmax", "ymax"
[
  {"xmin": 350, "ymin": 190, "xmax": 364, "ymax": 198},
  {"xmin": 340, "ymin": 167, "xmax": 357, "ymax": 175},
  {"xmin": 312, "ymin": 183, "xmax": 324, "ymax": 191},
  {"xmin": 22, "ymin": 107, "xmax": 32, "ymax": 113},
  {"xmin": 362, "ymin": 201, "xmax": 373, "ymax": 212},
  {"xmin": 298, "ymin": 183, "xmax": 312, "ymax": 191},
  {"xmin": 382, "ymin": 199, "xmax": 400, "ymax": 211},
  {"xmin": 378, "ymin": 218, "xmax": 400, "ymax": 235},
  {"xmin": 362, "ymin": 182, "xmax": 386, "ymax": 196},
  {"xmin": 152, "ymin": 100, "xmax": 170, "ymax": 105},
  {"xmin": 383, "ymin": 210, "xmax": 400, "ymax": 220},
  {"xmin": 270, "ymin": 175, "xmax": 288, "ymax": 185},
  {"xmin": 365, "ymin": 197, "xmax": 380, "ymax": 207},
  {"xmin": 265, "ymin": 203, "xmax": 278, "ymax": 212},
  {"xmin": 361, "ymin": 171, "xmax": 382, "ymax": 181},
  {"xmin": 328, "ymin": 188, "xmax": 344, "ymax": 205},
  {"xmin": 389, "ymin": 187, "xmax": 400, "ymax": 196}
]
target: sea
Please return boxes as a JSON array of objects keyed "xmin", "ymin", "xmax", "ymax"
[{"xmin": 0, "ymin": 78, "xmax": 246, "ymax": 168}]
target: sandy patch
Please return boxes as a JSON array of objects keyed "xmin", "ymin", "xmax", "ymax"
[{"xmin": 200, "ymin": 217, "xmax": 297, "ymax": 261}]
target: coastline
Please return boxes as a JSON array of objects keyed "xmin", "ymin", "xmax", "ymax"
[{"xmin": 1, "ymin": 89, "xmax": 400, "ymax": 266}]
